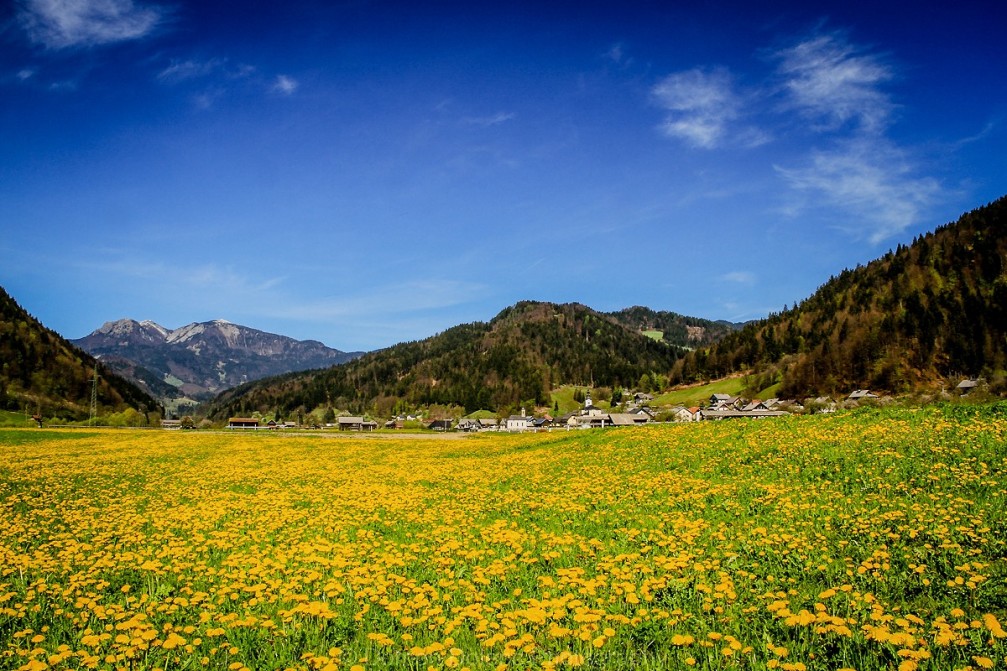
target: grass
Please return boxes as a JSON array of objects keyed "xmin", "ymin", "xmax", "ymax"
[
  {"xmin": 641, "ymin": 330, "xmax": 663, "ymax": 342},
  {"xmin": 757, "ymin": 381, "xmax": 782, "ymax": 399},
  {"xmin": 0, "ymin": 408, "xmax": 33, "ymax": 427},
  {"xmin": 463, "ymin": 409, "xmax": 498, "ymax": 420},
  {"xmin": 652, "ymin": 376, "xmax": 747, "ymax": 407},
  {"xmin": 550, "ymin": 386, "xmax": 611, "ymax": 414},
  {"xmin": 1, "ymin": 404, "xmax": 1006, "ymax": 670}
]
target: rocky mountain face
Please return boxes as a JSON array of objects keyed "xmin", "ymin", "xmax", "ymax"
[{"xmin": 73, "ymin": 319, "xmax": 362, "ymax": 405}]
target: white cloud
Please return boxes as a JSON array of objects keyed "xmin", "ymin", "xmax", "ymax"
[
  {"xmin": 157, "ymin": 58, "xmax": 223, "ymax": 83},
  {"xmin": 720, "ymin": 271, "xmax": 757, "ymax": 285},
  {"xmin": 652, "ymin": 68, "xmax": 739, "ymax": 148},
  {"xmin": 273, "ymin": 74, "xmax": 298, "ymax": 95},
  {"xmin": 776, "ymin": 139, "xmax": 940, "ymax": 243},
  {"xmin": 463, "ymin": 111, "xmax": 515, "ymax": 127},
  {"xmin": 17, "ymin": 68, "xmax": 37, "ymax": 81},
  {"xmin": 18, "ymin": 0, "xmax": 167, "ymax": 49},
  {"xmin": 604, "ymin": 42, "xmax": 632, "ymax": 67},
  {"xmin": 773, "ymin": 32, "xmax": 894, "ymax": 133}
]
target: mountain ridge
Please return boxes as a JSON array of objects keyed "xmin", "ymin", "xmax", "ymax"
[
  {"xmin": 205, "ymin": 301, "xmax": 690, "ymax": 420},
  {"xmin": 205, "ymin": 195, "xmax": 1007, "ymax": 418},
  {"xmin": 668, "ymin": 195, "xmax": 1007, "ymax": 397},
  {"xmin": 72, "ymin": 318, "xmax": 363, "ymax": 409}
]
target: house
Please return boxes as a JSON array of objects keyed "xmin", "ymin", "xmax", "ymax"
[
  {"xmin": 847, "ymin": 389, "xmax": 878, "ymax": 401},
  {"xmin": 607, "ymin": 413, "xmax": 649, "ymax": 426},
  {"xmin": 668, "ymin": 406, "xmax": 695, "ymax": 422},
  {"xmin": 161, "ymin": 419, "xmax": 182, "ymax": 430},
  {"xmin": 956, "ymin": 379, "xmax": 980, "ymax": 395},
  {"xmin": 338, "ymin": 417, "xmax": 377, "ymax": 431},
  {"xmin": 427, "ymin": 419, "xmax": 454, "ymax": 431},
  {"xmin": 531, "ymin": 417, "xmax": 552, "ymax": 429},
  {"xmin": 632, "ymin": 406, "xmax": 657, "ymax": 420},
  {"xmin": 575, "ymin": 414, "xmax": 609, "ymax": 428},
  {"xmin": 504, "ymin": 415, "xmax": 530, "ymax": 432},
  {"xmin": 810, "ymin": 397, "xmax": 836, "ymax": 413},
  {"xmin": 742, "ymin": 398, "xmax": 780, "ymax": 412},
  {"xmin": 701, "ymin": 409, "xmax": 789, "ymax": 421},
  {"xmin": 709, "ymin": 394, "xmax": 745, "ymax": 410},
  {"xmin": 228, "ymin": 417, "xmax": 259, "ymax": 430},
  {"xmin": 457, "ymin": 418, "xmax": 499, "ymax": 432}
]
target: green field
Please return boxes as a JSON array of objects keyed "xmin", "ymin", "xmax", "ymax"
[
  {"xmin": 652, "ymin": 377, "xmax": 748, "ymax": 407},
  {"xmin": 1, "ymin": 404, "xmax": 1005, "ymax": 670}
]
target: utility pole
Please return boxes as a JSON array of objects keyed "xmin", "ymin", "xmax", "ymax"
[{"xmin": 90, "ymin": 363, "xmax": 99, "ymax": 426}]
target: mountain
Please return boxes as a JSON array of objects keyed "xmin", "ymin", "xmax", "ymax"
[
  {"xmin": 72, "ymin": 319, "xmax": 363, "ymax": 407},
  {"xmin": 606, "ymin": 306, "xmax": 741, "ymax": 348},
  {"xmin": 669, "ymin": 195, "xmax": 1007, "ymax": 397},
  {"xmin": 205, "ymin": 301, "xmax": 686, "ymax": 420},
  {"xmin": 0, "ymin": 286, "xmax": 161, "ymax": 420}
]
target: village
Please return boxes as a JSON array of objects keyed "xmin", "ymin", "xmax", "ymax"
[{"xmin": 212, "ymin": 379, "xmax": 984, "ymax": 432}]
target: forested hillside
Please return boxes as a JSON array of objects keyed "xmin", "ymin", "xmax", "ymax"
[
  {"xmin": 0, "ymin": 286, "xmax": 161, "ymax": 420},
  {"xmin": 607, "ymin": 306, "xmax": 739, "ymax": 347},
  {"xmin": 670, "ymin": 196, "xmax": 1007, "ymax": 396},
  {"xmin": 207, "ymin": 301, "xmax": 683, "ymax": 419}
]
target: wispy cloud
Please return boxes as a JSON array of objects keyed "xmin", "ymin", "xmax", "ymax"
[
  {"xmin": 17, "ymin": 68, "xmax": 37, "ymax": 81},
  {"xmin": 157, "ymin": 57, "xmax": 224, "ymax": 83},
  {"xmin": 272, "ymin": 74, "xmax": 298, "ymax": 95},
  {"xmin": 776, "ymin": 138, "xmax": 940, "ymax": 243},
  {"xmin": 603, "ymin": 42, "xmax": 632, "ymax": 67},
  {"xmin": 648, "ymin": 27, "xmax": 940, "ymax": 242},
  {"xmin": 720, "ymin": 271, "xmax": 757, "ymax": 285},
  {"xmin": 18, "ymin": 0, "xmax": 167, "ymax": 50},
  {"xmin": 772, "ymin": 32, "xmax": 894, "ymax": 134},
  {"xmin": 463, "ymin": 111, "xmax": 515, "ymax": 127},
  {"xmin": 651, "ymin": 68, "xmax": 739, "ymax": 149},
  {"xmin": 157, "ymin": 57, "xmax": 255, "ymax": 84}
]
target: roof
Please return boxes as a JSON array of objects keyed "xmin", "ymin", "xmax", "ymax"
[
  {"xmin": 608, "ymin": 413, "xmax": 648, "ymax": 426},
  {"xmin": 957, "ymin": 379, "xmax": 979, "ymax": 389},
  {"xmin": 228, "ymin": 417, "xmax": 258, "ymax": 423},
  {"xmin": 701, "ymin": 409, "xmax": 789, "ymax": 419},
  {"xmin": 338, "ymin": 416, "xmax": 365, "ymax": 424}
]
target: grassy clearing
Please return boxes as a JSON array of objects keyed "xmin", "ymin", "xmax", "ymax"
[
  {"xmin": 0, "ymin": 409, "xmax": 33, "ymax": 428},
  {"xmin": 550, "ymin": 387, "xmax": 610, "ymax": 415},
  {"xmin": 653, "ymin": 377, "xmax": 747, "ymax": 407},
  {"xmin": 1, "ymin": 404, "xmax": 1006, "ymax": 670},
  {"xmin": 641, "ymin": 330, "xmax": 663, "ymax": 342}
]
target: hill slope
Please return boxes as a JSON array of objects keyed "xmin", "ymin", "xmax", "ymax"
[
  {"xmin": 670, "ymin": 196, "xmax": 1007, "ymax": 396},
  {"xmin": 0, "ymin": 286, "xmax": 161, "ymax": 420},
  {"xmin": 607, "ymin": 306, "xmax": 740, "ymax": 348},
  {"xmin": 206, "ymin": 301, "xmax": 685, "ymax": 419},
  {"xmin": 73, "ymin": 318, "xmax": 362, "ymax": 405}
]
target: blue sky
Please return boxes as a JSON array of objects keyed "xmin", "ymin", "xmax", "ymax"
[{"xmin": 2, "ymin": 0, "xmax": 1005, "ymax": 351}]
